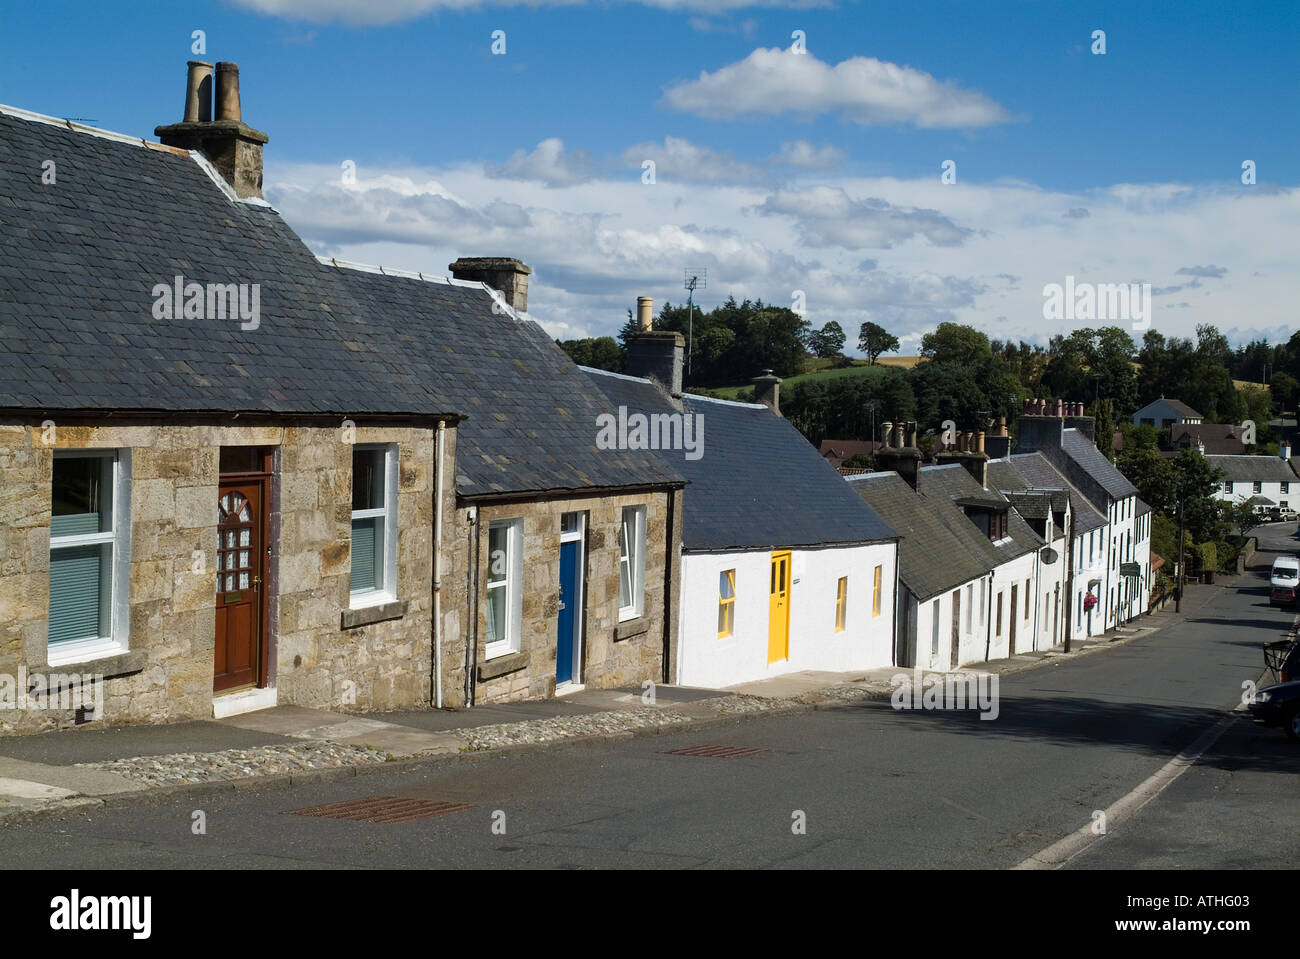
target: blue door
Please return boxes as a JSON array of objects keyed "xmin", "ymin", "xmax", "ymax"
[{"xmin": 556, "ymin": 538, "xmax": 579, "ymax": 684}]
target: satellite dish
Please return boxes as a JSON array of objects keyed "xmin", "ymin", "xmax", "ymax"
[{"xmin": 1040, "ymin": 547, "xmax": 1059, "ymax": 564}]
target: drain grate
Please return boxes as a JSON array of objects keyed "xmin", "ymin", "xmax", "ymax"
[
  {"xmin": 289, "ymin": 796, "xmax": 473, "ymax": 824},
  {"xmin": 663, "ymin": 744, "xmax": 766, "ymax": 758}
]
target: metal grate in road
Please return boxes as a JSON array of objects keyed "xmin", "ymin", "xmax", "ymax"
[
  {"xmin": 662, "ymin": 744, "xmax": 766, "ymax": 758},
  {"xmin": 289, "ymin": 796, "xmax": 473, "ymax": 824}
]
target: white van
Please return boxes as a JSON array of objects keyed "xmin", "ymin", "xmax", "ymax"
[{"xmin": 1270, "ymin": 555, "xmax": 1299, "ymax": 607}]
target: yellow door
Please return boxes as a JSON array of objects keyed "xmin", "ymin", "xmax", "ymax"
[{"xmin": 768, "ymin": 552, "xmax": 792, "ymax": 663}]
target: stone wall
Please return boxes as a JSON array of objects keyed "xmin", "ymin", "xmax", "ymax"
[
  {"xmin": 0, "ymin": 417, "xmax": 448, "ymax": 734},
  {"xmin": 445, "ymin": 490, "xmax": 677, "ymax": 706}
]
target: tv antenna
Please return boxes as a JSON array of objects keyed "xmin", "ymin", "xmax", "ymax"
[{"xmin": 683, "ymin": 267, "xmax": 707, "ymax": 376}]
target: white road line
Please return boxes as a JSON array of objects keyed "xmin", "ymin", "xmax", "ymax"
[{"xmin": 1013, "ymin": 712, "xmax": 1238, "ymax": 870}]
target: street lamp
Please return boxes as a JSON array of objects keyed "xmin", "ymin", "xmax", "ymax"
[{"xmin": 1175, "ymin": 496, "xmax": 1185, "ymax": 612}]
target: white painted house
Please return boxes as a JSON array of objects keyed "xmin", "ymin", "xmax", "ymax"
[
  {"xmin": 583, "ymin": 358, "xmax": 899, "ymax": 690},
  {"xmin": 850, "ymin": 470, "xmax": 992, "ymax": 671},
  {"xmin": 1132, "ymin": 397, "xmax": 1204, "ymax": 429},
  {"xmin": 1017, "ymin": 411, "xmax": 1147, "ymax": 630},
  {"xmin": 1209, "ymin": 449, "xmax": 1300, "ymax": 515}
]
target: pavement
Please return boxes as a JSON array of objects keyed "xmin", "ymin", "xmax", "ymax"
[{"xmin": 0, "ymin": 578, "xmax": 1243, "ymax": 825}]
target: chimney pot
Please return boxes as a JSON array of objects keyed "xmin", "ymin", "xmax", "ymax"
[
  {"xmin": 977, "ymin": 430, "xmax": 986, "ymax": 454},
  {"xmin": 637, "ymin": 296, "xmax": 653, "ymax": 332},
  {"xmin": 183, "ymin": 60, "xmax": 213, "ymax": 123},
  {"xmin": 882, "ymin": 422, "xmax": 895, "ymax": 448},
  {"xmin": 214, "ymin": 61, "xmax": 242, "ymax": 122}
]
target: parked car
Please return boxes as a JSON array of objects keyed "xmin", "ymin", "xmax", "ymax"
[
  {"xmin": 1248, "ymin": 680, "xmax": 1300, "ymax": 741},
  {"xmin": 1270, "ymin": 555, "xmax": 1299, "ymax": 607},
  {"xmin": 1278, "ymin": 508, "xmax": 1300, "ymax": 523}
]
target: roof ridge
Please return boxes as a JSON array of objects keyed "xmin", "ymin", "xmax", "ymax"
[{"xmin": 318, "ymin": 256, "xmax": 527, "ymax": 321}]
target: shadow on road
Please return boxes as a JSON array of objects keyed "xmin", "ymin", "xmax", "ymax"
[{"xmin": 842, "ymin": 695, "xmax": 1297, "ymax": 773}]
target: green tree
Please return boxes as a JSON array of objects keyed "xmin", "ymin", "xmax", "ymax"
[
  {"xmin": 1117, "ymin": 446, "xmax": 1176, "ymax": 515},
  {"xmin": 808, "ymin": 321, "xmax": 847, "ymax": 360},
  {"xmin": 1091, "ymin": 397, "xmax": 1117, "ymax": 462},
  {"xmin": 1171, "ymin": 448, "xmax": 1227, "ymax": 544},
  {"xmin": 1226, "ymin": 498, "xmax": 1259, "ymax": 539},
  {"xmin": 1270, "ymin": 371, "xmax": 1298, "ymax": 413},
  {"xmin": 920, "ymin": 322, "xmax": 991, "ymax": 366},
  {"xmin": 858, "ymin": 322, "xmax": 900, "ymax": 365}
]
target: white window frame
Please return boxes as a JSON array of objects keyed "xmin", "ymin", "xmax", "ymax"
[
  {"xmin": 485, "ymin": 518, "xmax": 524, "ymax": 659},
  {"xmin": 48, "ymin": 449, "xmax": 132, "ymax": 666},
  {"xmin": 349, "ymin": 443, "xmax": 399, "ymax": 609},
  {"xmin": 618, "ymin": 505, "xmax": 647, "ymax": 622}
]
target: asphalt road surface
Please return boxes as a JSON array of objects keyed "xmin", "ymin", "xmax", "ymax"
[{"xmin": 4, "ymin": 525, "xmax": 1296, "ymax": 870}]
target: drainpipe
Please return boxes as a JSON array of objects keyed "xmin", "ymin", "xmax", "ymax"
[
  {"xmin": 433, "ymin": 420, "xmax": 445, "ymax": 708},
  {"xmin": 984, "ymin": 572, "xmax": 994, "ymax": 662}
]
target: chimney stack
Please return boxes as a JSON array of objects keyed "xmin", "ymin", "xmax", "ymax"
[
  {"xmin": 876, "ymin": 420, "xmax": 922, "ymax": 490},
  {"xmin": 1281, "ymin": 441, "xmax": 1291, "ymax": 462},
  {"xmin": 624, "ymin": 296, "xmax": 683, "ymax": 397},
  {"xmin": 752, "ymin": 370, "xmax": 781, "ymax": 416},
  {"xmin": 157, "ymin": 60, "xmax": 268, "ymax": 199},
  {"xmin": 449, "ymin": 257, "xmax": 532, "ymax": 313}
]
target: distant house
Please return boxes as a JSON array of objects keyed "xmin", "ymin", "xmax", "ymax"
[
  {"xmin": 819, "ymin": 439, "xmax": 883, "ymax": 469},
  {"xmin": 1165, "ymin": 424, "xmax": 1249, "ymax": 457},
  {"xmin": 584, "ymin": 333, "xmax": 899, "ymax": 689},
  {"xmin": 1132, "ymin": 397, "xmax": 1203, "ymax": 429},
  {"xmin": 1209, "ymin": 451, "xmax": 1300, "ymax": 514}
]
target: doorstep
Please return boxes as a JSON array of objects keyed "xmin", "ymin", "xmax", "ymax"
[{"xmin": 212, "ymin": 685, "xmax": 278, "ymax": 719}]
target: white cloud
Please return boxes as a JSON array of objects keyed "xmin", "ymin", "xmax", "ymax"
[
  {"xmin": 661, "ymin": 47, "xmax": 1013, "ymax": 128},
  {"xmin": 771, "ymin": 140, "xmax": 844, "ymax": 170},
  {"xmin": 758, "ymin": 187, "xmax": 971, "ymax": 248},
  {"xmin": 262, "ymin": 151, "xmax": 1300, "ymax": 349},
  {"xmin": 1176, "ymin": 264, "xmax": 1228, "ymax": 278},
  {"xmin": 487, "ymin": 138, "xmax": 597, "ymax": 187},
  {"xmin": 621, "ymin": 136, "xmax": 765, "ymax": 185}
]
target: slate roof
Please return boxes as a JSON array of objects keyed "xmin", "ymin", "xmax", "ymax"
[
  {"xmin": 1207, "ymin": 454, "xmax": 1300, "ymax": 484},
  {"xmin": 1136, "ymin": 397, "xmax": 1203, "ymax": 420},
  {"xmin": 328, "ymin": 267, "xmax": 684, "ymax": 498},
  {"xmin": 0, "ymin": 106, "xmax": 680, "ymax": 499},
  {"xmin": 582, "ymin": 368, "xmax": 896, "ymax": 551},
  {"xmin": 1008, "ymin": 452, "xmax": 1108, "ymax": 534},
  {"xmin": 918, "ymin": 464, "xmax": 1042, "ymax": 565},
  {"xmin": 1168, "ymin": 424, "xmax": 1248, "ymax": 456},
  {"xmin": 1062, "ymin": 429, "xmax": 1139, "ymax": 500},
  {"xmin": 987, "ymin": 459, "xmax": 1070, "ymax": 521},
  {"xmin": 848, "ymin": 472, "xmax": 988, "ymax": 602},
  {"xmin": 0, "ymin": 107, "xmax": 451, "ymax": 417}
]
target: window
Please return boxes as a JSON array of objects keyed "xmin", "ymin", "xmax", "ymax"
[
  {"xmin": 996, "ymin": 593, "xmax": 1004, "ymax": 636},
  {"xmin": 618, "ymin": 506, "xmax": 646, "ymax": 621},
  {"xmin": 931, "ymin": 600, "xmax": 940, "ymax": 657},
  {"xmin": 486, "ymin": 519, "xmax": 523, "ymax": 657},
  {"xmin": 965, "ymin": 584, "xmax": 973, "ymax": 633},
  {"xmin": 987, "ymin": 510, "xmax": 1007, "ymax": 541},
  {"xmin": 718, "ymin": 569, "xmax": 735, "ymax": 637},
  {"xmin": 1283, "ymin": 482, "xmax": 1290, "ymax": 495},
  {"xmin": 1024, "ymin": 579, "xmax": 1030, "ymax": 618},
  {"xmin": 872, "ymin": 565, "xmax": 882, "ymax": 618},
  {"xmin": 835, "ymin": 576, "xmax": 848, "ymax": 632},
  {"xmin": 350, "ymin": 445, "xmax": 397, "ymax": 605},
  {"xmin": 1223, "ymin": 481, "xmax": 1233, "ymax": 494},
  {"xmin": 979, "ymin": 579, "xmax": 986, "ymax": 623},
  {"xmin": 49, "ymin": 451, "xmax": 130, "ymax": 663},
  {"xmin": 1253, "ymin": 481, "xmax": 1262, "ymax": 494}
]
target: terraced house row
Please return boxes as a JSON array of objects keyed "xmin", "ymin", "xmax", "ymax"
[{"xmin": 0, "ymin": 63, "xmax": 1149, "ymax": 735}]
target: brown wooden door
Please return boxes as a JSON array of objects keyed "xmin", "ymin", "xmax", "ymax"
[{"xmin": 214, "ymin": 479, "xmax": 266, "ymax": 692}]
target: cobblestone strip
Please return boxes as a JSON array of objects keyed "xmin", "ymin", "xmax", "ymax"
[{"xmin": 71, "ymin": 685, "xmax": 892, "ymax": 788}]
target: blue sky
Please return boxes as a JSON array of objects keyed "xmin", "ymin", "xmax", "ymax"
[{"xmin": 2, "ymin": 0, "xmax": 1297, "ymax": 350}]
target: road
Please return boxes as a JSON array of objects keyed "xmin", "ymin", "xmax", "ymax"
[{"xmin": 4, "ymin": 525, "xmax": 1296, "ymax": 869}]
